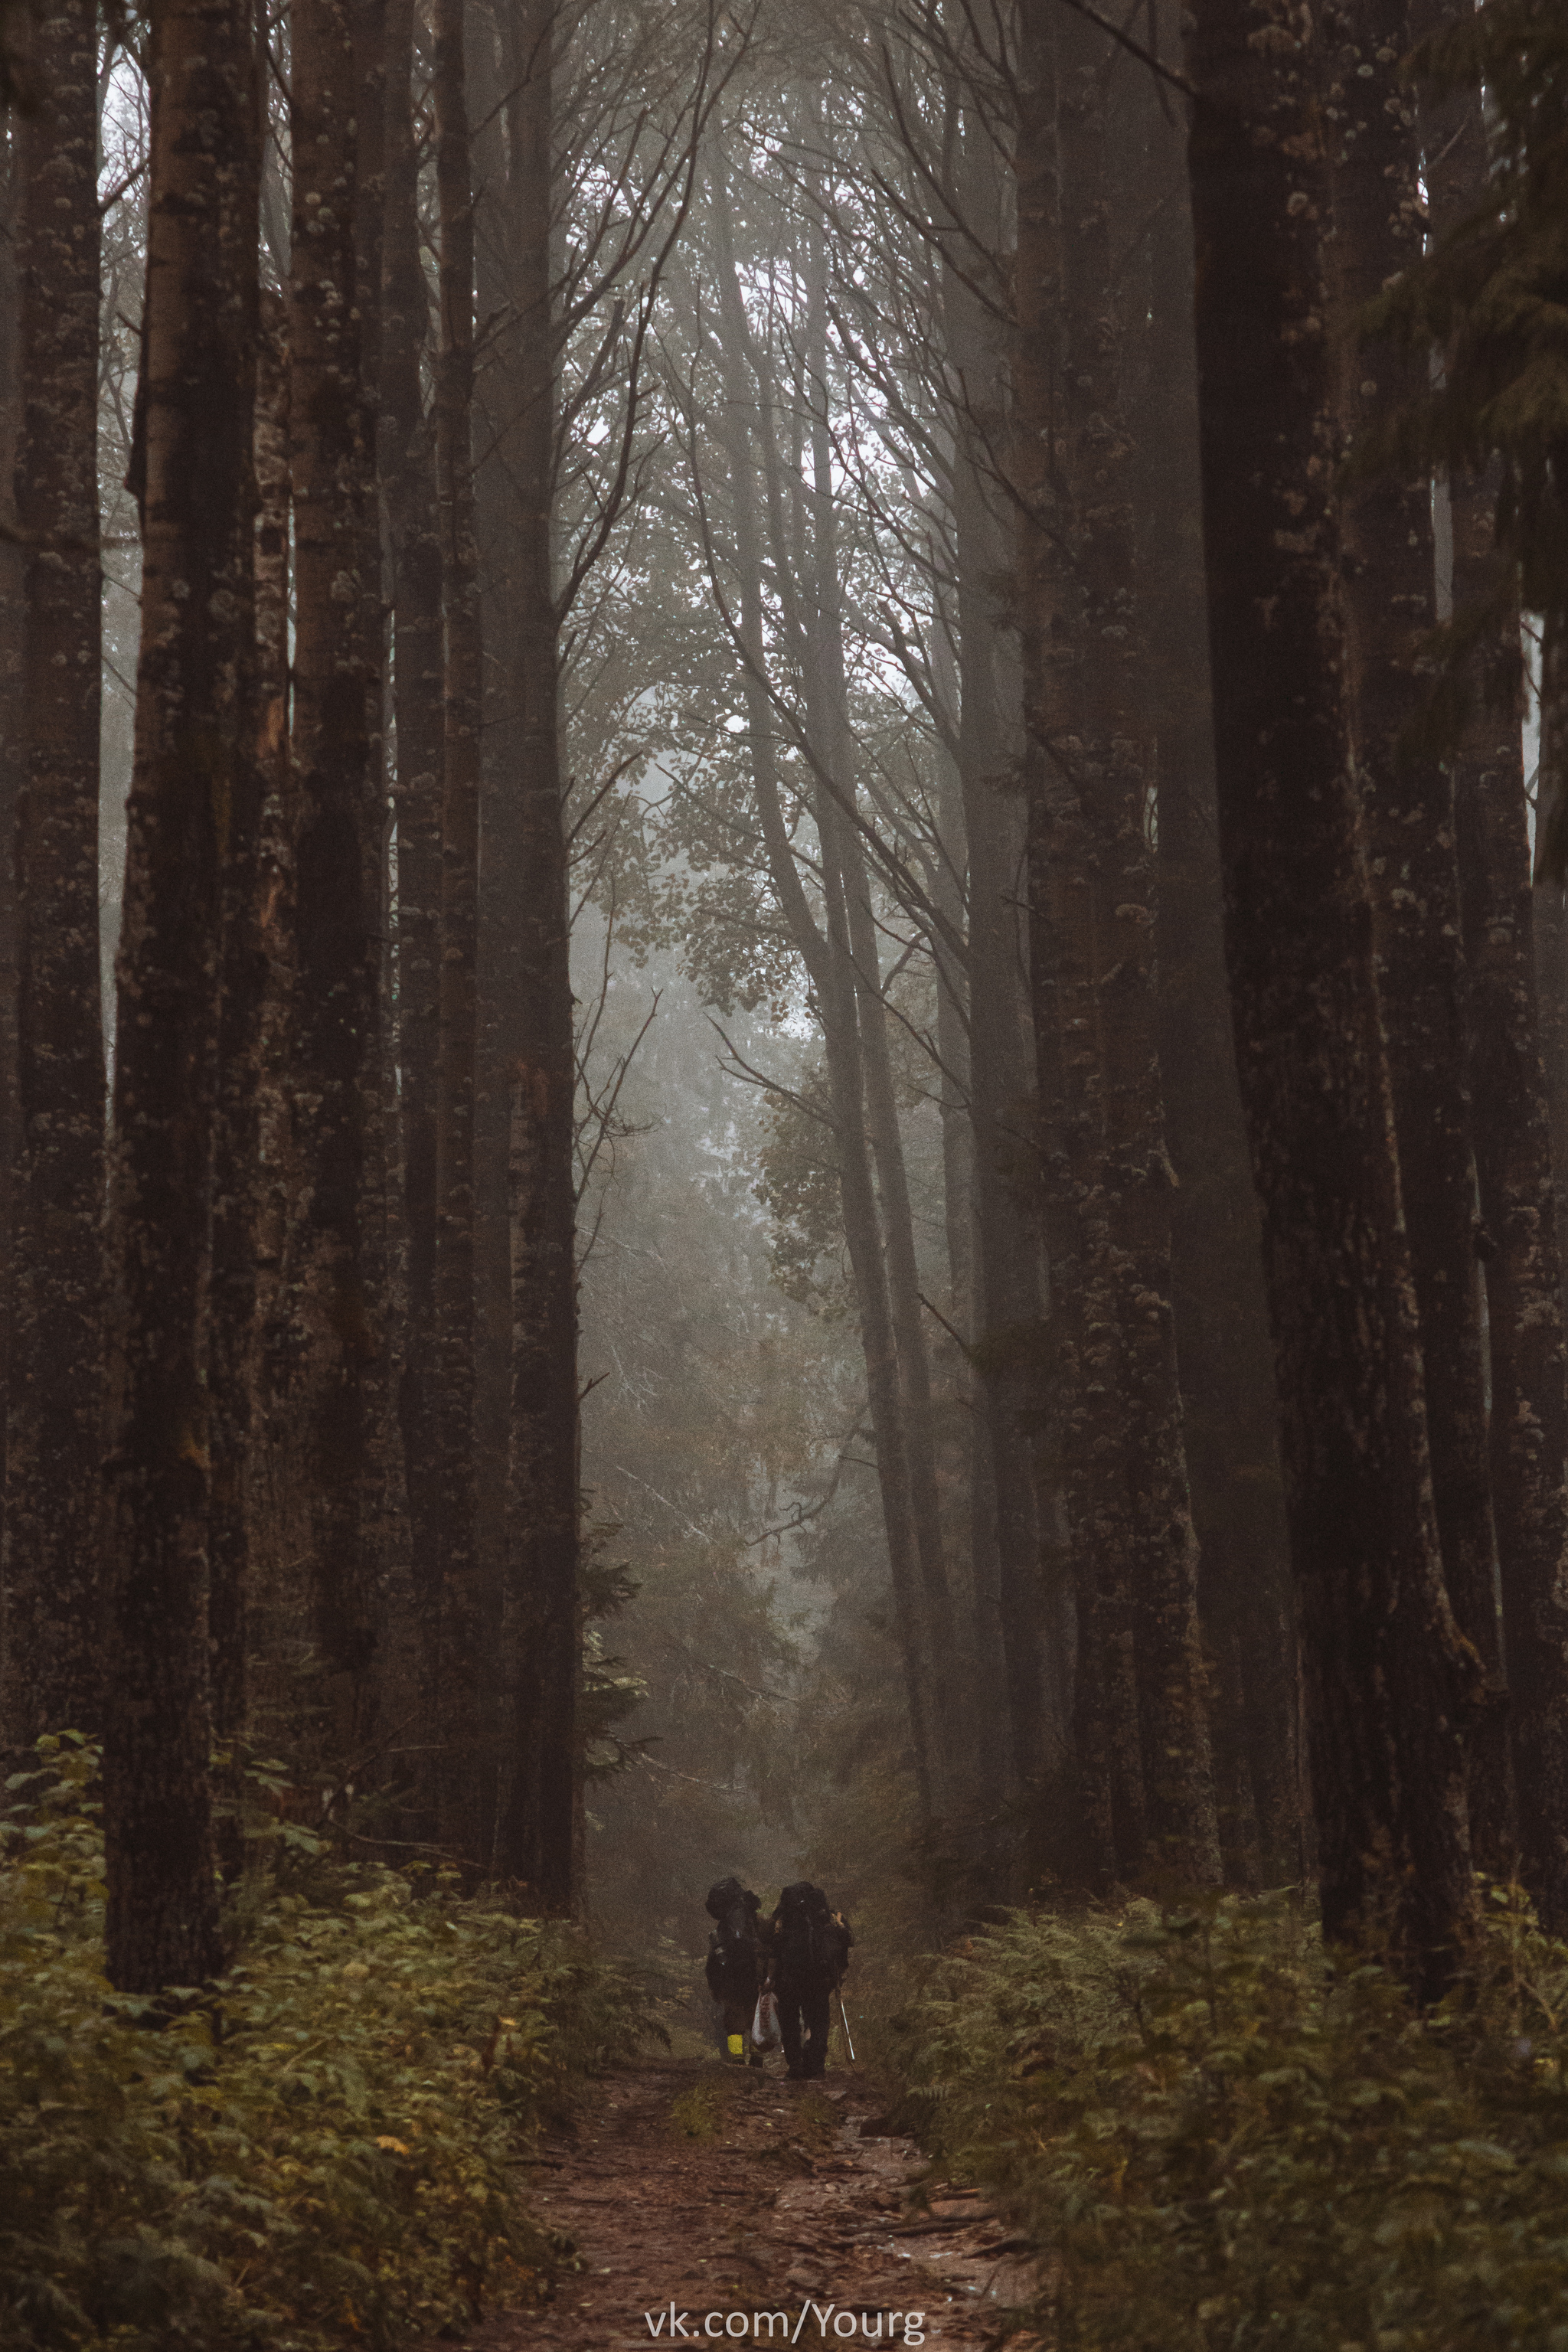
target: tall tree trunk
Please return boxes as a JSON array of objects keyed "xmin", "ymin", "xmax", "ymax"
[
  {"xmin": 1066, "ymin": 17, "xmax": 1215, "ymax": 1886},
  {"xmin": 250, "ymin": 286, "xmax": 305, "ymax": 1720},
  {"xmin": 431, "ymin": 0, "xmax": 488, "ymax": 1861},
  {"xmin": 952, "ymin": 470, "xmax": 1040, "ymax": 1802},
  {"xmin": 1535, "ymin": 880, "xmax": 1568, "ymax": 1328},
  {"xmin": 1456, "ymin": 633, "xmax": 1568, "ymax": 1929},
  {"xmin": 289, "ymin": 0, "xmax": 386, "ymax": 1697},
  {"xmin": 493, "ymin": 0, "xmax": 578, "ymax": 1906},
  {"xmin": 1187, "ymin": 0, "xmax": 1476, "ymax": 1990},
  {"xmin": 381, "ymin": 0, "xmax": 446, "ymax": 1822},
  {"xmin": 1018, "ymin": 0, "xmax": 1217, "ymax": 1884},
  {"xmin": 208, "ymin": 103, "xmax": 276, "ymax": 1865},
  {"xmin": 942, "ymin": 116, "xmax": 1050, "ymax": 1834},
  {"xmin": 3, "ymin": 0, "xmax": 106, "ymax": 1744},
  {"xmin": 1327, "ymin": 0, "xmax": 1511, "ymax": 1867},
  {"xmin": 103, "ymin": 0, "xmax": 258, "ymax": 1991},
  {"xmin": 0, "ymin": 122, "xmax": 21, "ymax": 1680},
  {"xmin": 1138, "ymin": 103, "xmax": 1298, "ymax": 1888},
  {"xmin": 1015, "ymin": 5, "xmax": 1121, "ymax": 1885},
  {"xmin": 929, "ymin": 704, "xmax": 972, "ymax": 1344},
  {"xmin": 354, "ymin": 0, "xmax": 400, "ymax": 1723},
  {"xmin": 1416, "ymin": 0, "xmax": 1568, "ymax": 1932},
  {"xmin": 469, "ymin": 0, "xmax": 515, "ymax": 1858}
]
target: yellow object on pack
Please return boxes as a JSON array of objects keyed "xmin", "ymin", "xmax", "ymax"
[{"xmin": 727, "ymin": 2034, "xmax": 744, "ymax": 2057}]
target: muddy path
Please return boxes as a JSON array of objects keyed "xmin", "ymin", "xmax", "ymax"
[{"xmin": 442, "ymin": 2056, "xmax": 1041, "ymax": 2352}]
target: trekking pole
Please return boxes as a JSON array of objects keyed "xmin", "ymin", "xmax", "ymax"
[{"xmin": 837, "ymin": 1987, "xmax": 856, "ymax": 2064}]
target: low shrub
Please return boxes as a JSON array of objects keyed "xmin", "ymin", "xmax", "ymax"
[
  {"xmin": 0, "ymin": 1736, "xmax": 659, "ymax": 2351},
  {"xmin": 885, "ymin": 1887, "xmax": 1568, "ymax": 2349}
]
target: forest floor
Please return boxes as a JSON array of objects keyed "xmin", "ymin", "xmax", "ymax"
[{"xmin": 426, "ymin": 2053, "xmax": 1044, "ymax": 2352}]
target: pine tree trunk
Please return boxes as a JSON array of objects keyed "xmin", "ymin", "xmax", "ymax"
[
  {"xmin": 469, "ymin": 0, "xmax": 514, "ymax": 1844},
  {"xmin": 250, "ymin": 289, "xmax": 302, "ymax": 1711},
  {"xmin": 1415, "ymin": 0, "xmax": 1568, "ymax": 1927},
  {"xmin": 1326, "ymin": 0, "xmax": 1510, "ymax": 1868},
  {"xmin": 354, "ymin": 0, "xmax": 400, "ymax": 1712},
  {"xmin": 382, "ymin": 0, "xmax": 446, "ymax": 1815},
  {"xmin": 430, "ymin": 0, "xmax": 488, "ymax": 1862},
  {"xmin": 1455, "ymin": 618, "xmax": 1568, "ymax": 1929},
  {"xmin": 208, "ymin": 173, "xmax": 274, "ymax": 1864},
  {"xmin": 1138, "ymin": 114, "xmax": 1298, "ymax": 1887},
  {"xmin": 1065, "ymin": 15, "xmax": 1216, "ymax": 1886},
  {"xmin": 1018, "ymin": 0, "xmax": 1217, "ymax": 1884},
  {"xmin": 1534, "ymin": 883, "xmax": 1568, "ymax": 1328},
  {"xmin": 930, "ymin": 727, "xmax": 973, "ymax": 1342},
  {"xmin": 289, "ymin": 0, "xmax": 387, "ymax": 1695},
  {"xmin": 492, "ymin": 0, "xmax": 578, "ymax": 1906},
  {"xmin": 944, "ymin": 158, "xmax": 1048, "ymax": 1823},
  {"xmin": 103, "ymin": 0, "xmax": 259, "ymax": 1992},
  {"xmin": 0, "ymin": 132, "xmax": 21, "ymax": 1668},
  {"xmin": 4, "ymin": 0, "xmax": 106, "ymax": 1744},
  {"xmin": 1014, "ymin": 6, "xmax": 1121, "ymax": 1885},
  {"xmin": 1187, "ymin": 0, "xmax": 1476, "ymax": 1989}
]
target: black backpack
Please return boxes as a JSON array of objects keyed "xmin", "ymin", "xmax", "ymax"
[
  {"xmin": 704, "ymin": 1877, "xmax": 760, "ymax": 1999},
  {"xmin": 774, "ymin": 1881, "xmax": 847, "ymax": 1986}
]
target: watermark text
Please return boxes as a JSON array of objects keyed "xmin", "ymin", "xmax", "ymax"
[{"xmin": 643, "ymin": 2302, "xmax": 927, "ymax": 2344}]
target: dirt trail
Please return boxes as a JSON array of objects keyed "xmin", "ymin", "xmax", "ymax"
[{"xmin": 443, "ymin": 2056, "xmax": 1040, "ymax": 2352}]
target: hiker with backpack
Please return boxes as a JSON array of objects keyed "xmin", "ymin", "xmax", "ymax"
[
  {"xmin": 704, "ymin": 1876, "xmax": 766, "ymax": 2066},
  {"xmin": 764, "ymin": 1881, "xmax": 852, "ymax": 2081}
]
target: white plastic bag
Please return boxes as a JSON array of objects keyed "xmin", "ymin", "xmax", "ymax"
[{"xmin": 751, "ymin": 1988, "xmax": 782, "ymax": 2052}]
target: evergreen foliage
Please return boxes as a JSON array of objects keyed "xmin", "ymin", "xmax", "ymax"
[
  {"xmin": 0, "ymin": 1738, "xmax": 657, "ymax": 2350},
  {"xmin": 1367, "ymin": 0, "xmax": 1568, "ymax": 768},
  {"xmin": 885, "ymin": 1891, "xmax": 1568, "ymax": 2347}
]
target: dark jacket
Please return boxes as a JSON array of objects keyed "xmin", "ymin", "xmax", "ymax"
[
  {"xmin": 704, "ymin": 1877, "xmax": 764, "ymax": 2003},
  {"xmin": 766, "ymin": 1881, "xmax": 852, "ymax": 1990}
]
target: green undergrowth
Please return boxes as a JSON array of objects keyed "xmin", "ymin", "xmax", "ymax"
[
  {"xmin": 1, "ymin": 1737, "xmax": 663, "ymax": 2352},
  {"xmin": 881, "ymin": 1887, "xmax": 1568, "ymax": 2349},
  {"xmin": 668, "ymin": 2071, "xmax": 735, "ymax": 2139}
]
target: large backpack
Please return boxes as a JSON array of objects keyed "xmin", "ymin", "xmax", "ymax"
[
  {"xmin": 773, "ymin": 1881, "xmax": 845, "ymax": 1987},
  {"xmin": 704, "ymin": 1877, "xmax": 760, "ymax": 2001}
]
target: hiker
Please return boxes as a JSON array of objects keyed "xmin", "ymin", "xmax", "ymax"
[
  {"xmin": 765, "ymin": 1880, "xmax": 852, "ymax": 2081},
  {"xmin": 704, "ymin": 1875, "xmax": 766, "ymax": 2066}
]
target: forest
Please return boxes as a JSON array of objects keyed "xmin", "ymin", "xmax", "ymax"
[{"xmin": 2, "ymin": 0, "xmax": 1568, "ymax": 2344}]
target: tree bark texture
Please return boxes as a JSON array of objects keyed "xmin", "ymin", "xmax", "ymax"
[
  {"xmin": 1019, "ymin": 0, "xmax": 1218, "ymax": 1886},
  {"xmin": 103, "ymin": 0, "xmax": 259, "ymax": 1991},
  {"xmin": 952, "ymin": 398, "xmax": 1044, "ymax": 1815},
  {"xmin": 945, "ymin": 114, "xmax": 1052, "ymax": 1829},
  {"xmin": 1416, "ymin": 0, "xmax": 1568, "ymax": 1926},
  {"xmin": 1455, "ymin": 643, "xmax": 1568, "ymax": 1929},
  {"xmin": 1014, "ymin": 8, "xmax": 1122, "ymax": 1886},
  {"xmin": 248, "ymin": 290, "xmax": 305, "ymax": 1720},
  {"xmin": 289, "ymin": 0, "xmax": 387, "ymax": 1692},
  {"xmin": 469, "ymin": 0, "xmax": 516, "ymax": 1862},
  {"xmin": 381, "ymin": 0, "xmax": 446, "ymax": 1815},
  {"xmin": 3, "ymin": 0, "xmax": 106, "ymax": 1745},
  {"xmin": 1326, "ymin": 0, "xmax": 1511, "ymax": 1868},
  {"xmin": 0, "ymin": 130, "xmax": 21, "ymax": 1683},
  {"xmin": 1138, "ymin": 105, "xmax": 1298, "ymax": 1889},
  {"xmin": 208, "ymin": 109, "xmax": 281, "ymax": 1853},
  {"xmin": 1535, "ymin": 877, "xmax": 1568, "ymax": 1331},
  {"xmin": 494, "ymin": 0, "xmax": 578, "ymax": 1906},
  {"xmin": 1187, "ymin": 0, "xmax": 1476, "ymax": 1988},
  {"xmin": 430, "ymin": 0, "xmax": 488, "ymax": 1861}
]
